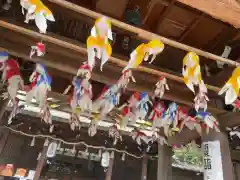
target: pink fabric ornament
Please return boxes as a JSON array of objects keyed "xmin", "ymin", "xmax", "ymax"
[
  {"xmin": 26, "ymin": 64, "xmax": 52, "ymax": 124},
  {"xmin": 153, "ymin": 77, "xmax": 169, "ymax": 99},
  {"xmin": 233, "ymin": 98, "xmax": 240, "ymax": 112},
  {"xmin": 30, "ymin": 42, "xmax": 45, "ymax": 58},
  {"xmin": 194, "ymin": 81, "xmax": 209, "ymax": 112},
  {"xmin": 117, "ymin": 70, "xmax": 135, "ymax": 90},
  {"xmin": 149, "ymin": 101, "xmax": 166, "ymax": 128},
  {"xmin": 122, "ymin": 92, "xmax": 151, "ymax": 127},
  {"xmin": 93, "ymin": 84, "xmax": 120, "ymax": 118},
  {"xmin": 130, "ymin": 129, "xmax": 151, "ymax": 151},
  {"xmin": 0, "ymin": 58, "xmax": 24, "ymax": 100},
  {"xmin": 0, "ymin": 54, "xmax": 24, "ymax": 123}
]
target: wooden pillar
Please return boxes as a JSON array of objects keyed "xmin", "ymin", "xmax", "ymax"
[
  {"xmin": 141, "ymin": 154, "xmax": 148, "ymax": 180},
  {"xmin": 202, "ymin": 130, "xmax": 234, "ymax": 180},
  {"xmin": 33, "ymin": 145, "xmax": 48, "ymax": 180},
  {"xmin": 157, "ymin": 143, "xmax": 172, "ymax": 180},
  {"xmin": 0, "ymin": 100, "xmax": 10, "ymax": 156},
  {"xmin": 233, "ymin": 162, "xmax": 240, "ymax": 180},
  {"xmin": 105, "ymin": 151, "xmax": 114, "ymax": 180}
]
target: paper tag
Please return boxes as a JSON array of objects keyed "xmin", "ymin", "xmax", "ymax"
[{"xmin": 218, "ymin": 46, "xmax": 232, "ymax": 68}]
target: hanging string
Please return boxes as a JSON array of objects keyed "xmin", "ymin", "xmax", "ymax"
[{"xmin": 1, "ymin": 125, "xmax": 144, "ymax": 159}]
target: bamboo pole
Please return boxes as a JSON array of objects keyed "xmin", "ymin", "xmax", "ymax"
[
  {"xmin": 0, "ymin": 20, "xmax": 221, "ymax": 93},
  {"xmin": 48, "ymin": 0, "xmax": 240, "ymax": 67}
]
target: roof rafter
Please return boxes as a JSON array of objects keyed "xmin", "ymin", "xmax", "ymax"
[
  {"xmin": 47, "ymin": 0, "xmax": 240, "ymax": 67},
  {"xmin": 0, "ymin": 20, "xmax": 221, "ymax": 94}
]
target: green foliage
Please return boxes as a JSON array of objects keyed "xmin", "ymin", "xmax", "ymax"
[{"xmin": 172, "ymin": 143, "xmax": 203, "ymax": 167}]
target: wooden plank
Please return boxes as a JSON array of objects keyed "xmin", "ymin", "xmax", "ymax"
[
  {"xmin": 0, "ymin": 20, "xmax": 221, "ymax": 93},
  {"xmin": 176, "ymin": 0, "xmax": 240, "ymax": 28},
  {"xmin": 179, "ymin": 13, "xmax": 205, "ymax": 42},
  {"xmin": 154, "ymin": 0, "xmax": 176, "ymax": 31},
  {"xmin": 47, "ymin": 0, "xmax": 240, "ymax": 67}
]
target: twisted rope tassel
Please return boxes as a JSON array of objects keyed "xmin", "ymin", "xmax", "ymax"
[
  {"xmin": 69, "ymin": 112, "xmax": 81, "ymax": 131},
  {"xmin": 40, "ymin": 98, "xmax": 52, "ymax": 124},
  {"xmin": 8, "ymin": 98, "xmax": 24, "ymax": 124},
  {"xmin": 109, "ymin": 125, "xmax": 122, "ymax": 146}
]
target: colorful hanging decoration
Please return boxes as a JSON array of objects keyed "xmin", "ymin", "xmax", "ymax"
[
  {"xmin": 93, "ymin": 84, "xmax": 120, "ymax": 118},
  {"xmin": 130, "ymin": 128, "xmax": 151, "ymax": 152},
  {"xmin": 30, "ymin": 42, "xmax": 45, "ymax": 58},
  {"xmin": 182, "ymin": 52, "xmax": 208, "ymax": 111},
  {"xmin": 26, "ymin": 63, "xmax": 52, "ymax": 124},
  {"xmin": 194, "ymin": 82, "xmax": 209, "ymax": 112},
  {"xmin": 195, "ymin": 111, "xmax": 220, "ymax": 135},
  {"xmin": 69, "ymin": 113, "xmax": 81, "ymax": 131},
  {"xmin": 178, "ymin": 109, "xmax": 202, "ymax": 135},
  {"xmin": 121, "ymin": 92, "xmax": 151, "ymax": 129},
  {"xmin": 69, "ymin": 64, "xmax": 93, "ymax": 113},
  {"xmin": 87, "ymin": 16, "xmax": 113, "ymax": 71},
  {"xmin": 218, "ymin": 67, "xmax": 240, "ymax": 105},
  {"xmin": 0, "ymin": 52, "xmax": 24, "ymax": 122},
  {"xmin": 117, "ymin": 70, "xmax": 135, "ymax": 90},
  {"xmin": 108, "ymin": 125, "xmax": 123, "ymax": 146},
  {"xmin": 64, "ymin": 64, "xmax": 92, "ymax": 130},
  {"xmin": 161, "ymin": 102, "xmax": 180, "ymax": 136},
  {"xmin": 0, "ymin": 52, "xmax": 24, "ymax": 100},
  {"xmin": 88, "ymin": 114, "xmax": 100, "ymax": 137},
  {"xmin": 233, "ymin": 98, "xmax": 240, "ymax": 111},
  {"xmin": 149, "ymin": 101, "xmax": 166, "ymax": 128},
  {"xmin": 123, "ymin": 40, "xmax": 164, "ymax": 72},
  {"xmin": 153, "ymin": 77, "xmax": 169, "ymax": 99},
  {"xmin": 20, "ymin": 0, "xmax": 55, "ymax": 33}
]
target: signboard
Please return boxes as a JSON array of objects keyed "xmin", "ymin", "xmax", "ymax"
[{"xmin": 202, "ymin": 141, "xmax": 224, "ymax": 180}]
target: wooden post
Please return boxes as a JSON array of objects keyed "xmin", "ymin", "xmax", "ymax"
[
  {"xmin": 202, "ymin": 130, "xmax": 234, "ymax": 180},
  {"xmin": 233, "ymin": 162, "xmax": 240, "ymax": 180},
  {"xmin": 141, "ymin": 154, "xmax": 148, "ymax": 180},
  {"xmin": 157, "ymin": 143, "xmax": 172, "ymax": 180},
  {"xmin": 105, "ymin": 151, "xmax": 114, "ymax": 180},
  {"xmin": 0, "ymin": 100, "xmax": 10, "ymax": 155},
  {"xmin": 33, "ymin": 145, "xmax": 48, "ymax": 180}
]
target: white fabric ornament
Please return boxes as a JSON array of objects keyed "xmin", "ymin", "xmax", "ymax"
[
  {"xmin": 44, "ymin": 138, "xmax": 49, "ymax": 146},
  {"xmin": 30, "ymin": 137, "xmax": 35, "ymax": 147}
]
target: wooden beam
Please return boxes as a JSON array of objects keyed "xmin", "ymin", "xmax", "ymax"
[
  {"xmin": 179, "ymin": 13, "xmax": 206, "ymax": 42},
  {"xmin": 0, "ymin": 45, "xmax": 195, "ymax": 108},
  {"xmin": 0, "ymin": 37, "xmax": 227, "ymax": 114},
  {"xmin": 0, "ymin": 20, "xmax": 221, "ymax": 93},
  {"xmin": 46, "ymin": 0, "xmax": 240, "ymax": 67},
  {"xmin": 143, "ymin": 0, "xmax": 169, "ymax": 24},
  {"xmin": 154, "ymin": 0, "xmax": 176, "ymax": 32}
]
